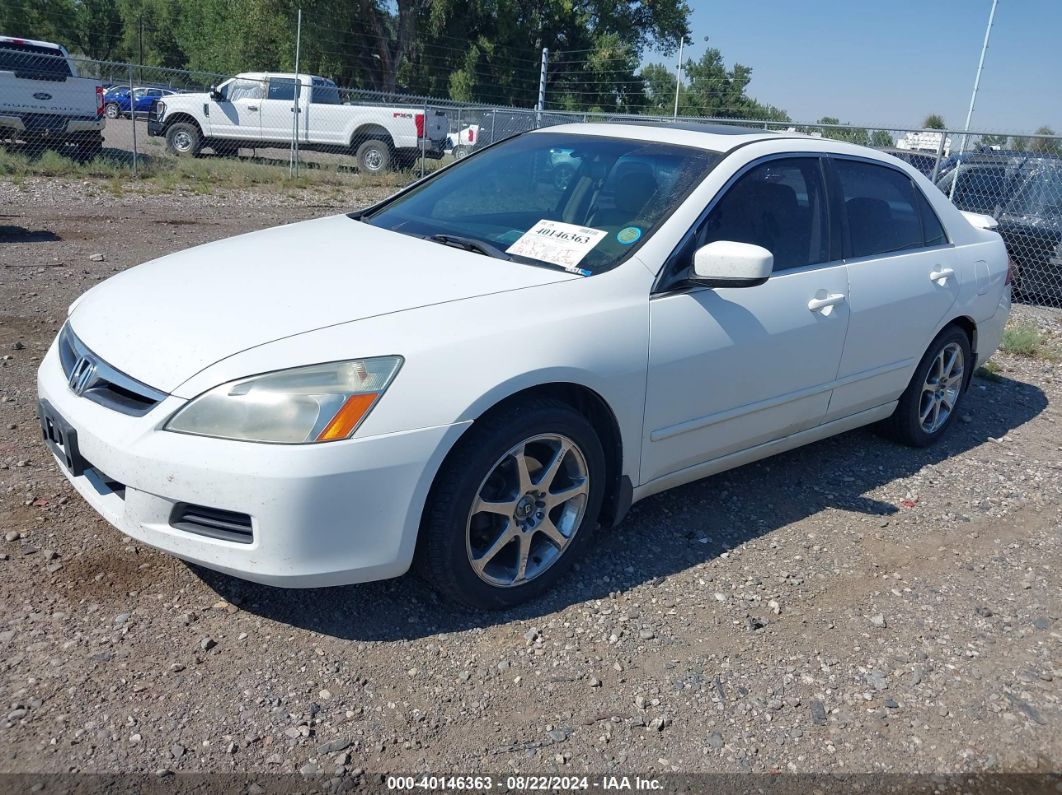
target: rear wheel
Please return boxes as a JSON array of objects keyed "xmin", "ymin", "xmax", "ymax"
[
  {"xmin": 416, "ymin": 399, "xmax": 606, "ymax": 610},
  {"xmin": 355, "ymin": 139, "xmax": 391, "ymax": 174},
  {"xmin": 104, "ymin": 103, "xmax": 120, "ymax": 120},
  {"xmin": 165, "ymin": 122, "xmax": 202, "ymax": 156},
  {"xmin": 452, "ymin": 145, "xmax": 471, "ymax": 160},
  {"xmin": 880, "ymin": 326, "xmax": 971, "ymax": 447}
]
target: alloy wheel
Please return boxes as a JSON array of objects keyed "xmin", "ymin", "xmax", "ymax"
[
  {"xmin": 465, "ymin": 433, "xmax": 589, "ymax": 588},
  {"xmin": 919, "ymin": 342, "xmax": 964, "ymax": 433}
]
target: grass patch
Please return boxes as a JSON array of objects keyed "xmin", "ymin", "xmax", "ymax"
[
  {"xmin": 1001, "ymin": 323, "xmax": 1060, "ymax": 361},
  {"xmin": 0, "ymin": 146, "xmax": 422, "ymax": 193},
  {"xmin": 975, "ymin": 361, "xmax": 1003, "ymax": 382}
]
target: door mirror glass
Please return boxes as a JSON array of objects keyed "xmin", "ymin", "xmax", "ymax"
[{"xmin": 691, "ymin": 241, "xmax": 772, "ymax": 287}]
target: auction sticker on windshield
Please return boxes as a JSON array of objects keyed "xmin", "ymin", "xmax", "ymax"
[{"xmin": 506, "ymin": 220, "xmax": 607, "ymax": 273}]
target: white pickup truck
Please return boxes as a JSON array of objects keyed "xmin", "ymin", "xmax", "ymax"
[
  {"xmin": 148, "ymin": 72, "xmax": 449, "ymax": 173},
  {"xmin": 0, "ymin": 35, "xmax": 105, "ymax": 160}
]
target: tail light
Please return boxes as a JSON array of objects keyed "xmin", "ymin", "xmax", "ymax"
[
  {"xmin": 95, "ymin": 85, "xmax": 104, "ymax": 118},
  {"xmin": 414, "ymin": 113, "xmax": 425, "ymax": 139},
  {"xmin": 468, "ymin": 127, "xmax": 475, "ymax": 143},
  {"xmin": 1005, "ymin": 255, "xmax": 1015, "ymax": 286}
]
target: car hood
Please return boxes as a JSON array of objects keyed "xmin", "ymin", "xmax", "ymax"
[{"xmin": 69, "ymin": 214, "xmax": 576, "ymax": 393}]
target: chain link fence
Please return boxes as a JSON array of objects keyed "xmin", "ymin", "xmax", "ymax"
[{"xmin": 2, "ymin": 42, "xmax": 1060, "ymax": 305}]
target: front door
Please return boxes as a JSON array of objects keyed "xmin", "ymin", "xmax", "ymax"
[
  {"xmin": 206, "ymin": 77, "xmax": 263, "ymax": 141},
  {"xmin": 642, "ymin": 155, "xmax": 850, "ymax": 484}
]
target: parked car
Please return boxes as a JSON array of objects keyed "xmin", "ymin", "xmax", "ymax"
[
  {"xmin": 880, "ymin": 147, "xmax": 939, "ymax": 177},
  {"xmin": 148, "ymin": 72, "xmax": 449, "ymax": 172},
  {"xmin": 936, "ymin": 154, "xmax": 1062, "ymax": 303},
  {"xmin": 104, "ymin": 85, "xmax": 177, "ymax": 119},
  {"xmin": 447, "ymin": 124, "xmax": 481, "ymax": 159},
  {"xmin": 0, "ymin": 35, "xmax": 105, "ymax": 160},
  {"xmin": 38, "ymin": 123, "xmax": 1010, "ymax": 609}
]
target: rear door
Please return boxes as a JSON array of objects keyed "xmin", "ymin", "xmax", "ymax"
[
  {"xmin": 826, "ymin": 156, "xmax": 959, "ymax": 421},
  {"xmin": 259, "ymin": 77, "xmax": 299, "ymax": 142}
]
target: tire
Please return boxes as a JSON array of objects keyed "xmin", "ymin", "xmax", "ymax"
[
  {"xmin": 104, "ymin": 103, "xmax": 119, "ymax": 120},
  {"xmin": 165, "ymin": 122, "xmax": 202, "ymax": 156},
  {"xmin": 416, "ymin": 398, "xmax": 607, "ymax": 610},
  {"xmin": 355, "ymin": 139, "xmax": 391, "ymax": 174},
  {"xmin": 880, "ymin": 325, "xmax": 972, "ymax": 447},
  {"xmin": 452, "ymin": 145, "xmax": 470, "ymax": 160}
]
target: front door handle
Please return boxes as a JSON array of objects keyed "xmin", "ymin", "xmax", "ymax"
[
  {"xmin": 808, "ymin": 293, "xmax": 846, "ymax": 313},
  {"xmin": 247, "ymin": 105, "xmax": 258, "ymax": 111},
  {"xmin": 930, "ymin": 267, "xmax": 955, "ymax": 284}
]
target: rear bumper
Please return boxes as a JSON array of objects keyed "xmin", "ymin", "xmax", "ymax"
[
  {"xmin": 975, "ymin": 285, "xmax": 1011, "ymax": 368},
  {"xmin": 0, "ymin": 113, "xmax": 103, "ymax": 136}
]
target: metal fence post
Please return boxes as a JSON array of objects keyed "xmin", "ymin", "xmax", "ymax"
[
  {"xmin": 128, "ymin": 65, "xmax": 138, "ymax": 176},
  {"xmin": 289, "ymin": 8, "xmax": 302, "ymax": 179},
  {"xmin": 421, "ymin": 99, "xmax": 427, "ymax": 178},
  {"xmin": 536, "ymin": 48, "xmax": 549, "ymax": 128},
  {"xmin": 930, "ymin": 131, "xmax": 947, "ymax": 182}
]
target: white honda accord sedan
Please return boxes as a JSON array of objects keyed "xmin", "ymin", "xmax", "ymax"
[{"xmin": 37, "ymin": 122, "xmax": 1011, "ymax": 609}]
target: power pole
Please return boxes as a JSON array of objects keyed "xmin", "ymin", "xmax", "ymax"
[
  {"xmin": 950, "ymin": 0, "xmax": 998, "ymax": 201},
  {"xmin": 289, "ymin": 8, "xmax": 302, "ymax": 178},
  {"xmin": 672, "ymin": 38, "xmax": 684, "ymax": 117}
]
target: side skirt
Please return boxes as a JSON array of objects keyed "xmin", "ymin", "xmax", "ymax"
[{"xmin": 632, "ymin": 402, "xmax": 896, "ymax": 504}]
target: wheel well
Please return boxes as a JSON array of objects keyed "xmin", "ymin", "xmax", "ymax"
[
  {"xmin": 162, "ymin": 114, "xmax": 202, "ymax": 135},
  {"xmin": 442, "ymin": 383, "xmax": 626, "ymax": 528},
  {"xmin": 946, "ymin": 315, "xmax": 977, "ymax": 356},
  {"xmin": 943, "ymin": 316, "xmax": 977, "ymax": 388},
  {"xmin": 350, "ymin": 125, "xmax": 394, "ymax": 149}
]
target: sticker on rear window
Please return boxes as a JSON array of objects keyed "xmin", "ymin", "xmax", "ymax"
[
  {"xmin": 506, "ymin": 220, "xmax": 607, "ymax": 273},
  {"xmin": 616, "ymin": 226, "xmax": 642, "ymax": 245}
]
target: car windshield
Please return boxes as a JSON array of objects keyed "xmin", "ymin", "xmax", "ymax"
[
  {"xmin": 1004, "ymin": 167, "xmax": 1062, "ymax": 218},
  {"xmin": 363, "ymin": 132, "xmax": 722, "ymax": 274}
]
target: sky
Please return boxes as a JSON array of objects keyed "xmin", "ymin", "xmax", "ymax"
[{"xmin": 644, "ymin": 0, "xmax": 1061, "ymax": 134}]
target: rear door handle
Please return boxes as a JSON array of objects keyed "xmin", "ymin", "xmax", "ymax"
[
  {"xmin": 808, "ymin": 293, "xmax": 846, "ymax": 313},
  {"xmin": 930, "ymin": 267, "xmax": 955, "ymax": 284},
  {"xmin": 247, "ymin": 105, "xmax": 258, "ymax": 111}
]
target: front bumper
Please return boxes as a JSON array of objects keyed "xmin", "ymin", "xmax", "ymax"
[
  {"xmin": 37, "ymin": 339, "xmax": 466, "ymax": 588},
  {"xmin": 147, "ymin": 118, "xmax": 164, "ymax": 137}
]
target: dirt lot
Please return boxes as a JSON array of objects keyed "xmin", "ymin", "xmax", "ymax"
[{"xmin": 0, "ymin": 176, "xmax": 1059, "ymax": 780}]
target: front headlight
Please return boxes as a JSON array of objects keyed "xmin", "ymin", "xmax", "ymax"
[
  {"xmin": 165, "ymin": 357, "xmax": 402, "ymax": 444},
  {"xmin": 155, "ymin": 100, "xmax": 166, "ymax": 119}
]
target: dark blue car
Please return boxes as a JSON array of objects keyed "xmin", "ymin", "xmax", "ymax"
[{"xmin": 103, "ymin": 86, "xmax": 176, "ymax": 119}]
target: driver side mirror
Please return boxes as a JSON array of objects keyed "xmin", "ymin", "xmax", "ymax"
[
  {"xmin": 690, "ymin": 241, "xmax": 773, "ymax": 288},
  {"xmin": 209, "ymin": 85, "xmax": 223, "ymax": 101}
]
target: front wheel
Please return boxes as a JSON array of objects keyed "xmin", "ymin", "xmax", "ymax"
[
  {"xmin": 165, "ymin": 122, "xmax": 202, "ymax": 156},
  {"xmin": 416, "ymin": 399, "xmax": 606, "ymax": 610},
  {"xmin": 881, "ymin": 326, "xmax": 972, "ymax": 447}
]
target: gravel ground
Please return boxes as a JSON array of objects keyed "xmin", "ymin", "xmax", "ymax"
[{"xmin": 0, "ymin": 177, "xmax": 1060, "ymax": 779}]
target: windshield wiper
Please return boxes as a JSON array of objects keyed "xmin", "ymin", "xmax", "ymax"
[
  {"xmin": 428, "ymin": 234, "xmax": 511, "ymax": 260},
  {"xmin": 425, "ymin": 233, "xmax": 580, "ymax": 275}
]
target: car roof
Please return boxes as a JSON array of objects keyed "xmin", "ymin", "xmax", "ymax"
[
  {"xmin": 0, "ymin": 35, "xmax": 66, "ymax": 52},
  {"xmin": 532, "ymin": 121, "xmax": 786, "ymax": 152}
]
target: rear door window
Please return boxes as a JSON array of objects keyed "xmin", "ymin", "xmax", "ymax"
[
  {"xmin": 267, "ymin": 78, "xmax": 297, "ymax": 101},
  {"xmin": 835, "ymin": 159, "xmax": 924, "ymax": 258}
]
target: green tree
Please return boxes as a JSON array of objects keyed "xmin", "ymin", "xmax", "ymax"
[
  {"xmin": 1030, "ymin": 126, "xmax": 1060, "ymax": 154},
  {"xmin": 923, "ymin": 114, "xmax": 946, "ymax": 130},
  {"xmin": 870, "ymin": 129, "xmax": 894, "ymax": 148},
  {"xmin": 818, "ymin": 116, "xmax": 869, "ymax": 146},
  {"xmin": 639, "ymin": 62, "xmax": 676, "ymax": 115}
]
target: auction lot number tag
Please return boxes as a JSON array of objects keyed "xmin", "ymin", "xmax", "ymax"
[{"xmin": 506, "ymin": 219, "xmax": 607, "ymax": 273}]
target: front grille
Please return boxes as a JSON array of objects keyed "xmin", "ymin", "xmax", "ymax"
[
  {"xmin": 170, "ymin": 504, "xmax": 254, "ymax": 544},
  {"xmin": 58, "ymin": 324, "xmax": 167, "ymax": 416}
]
